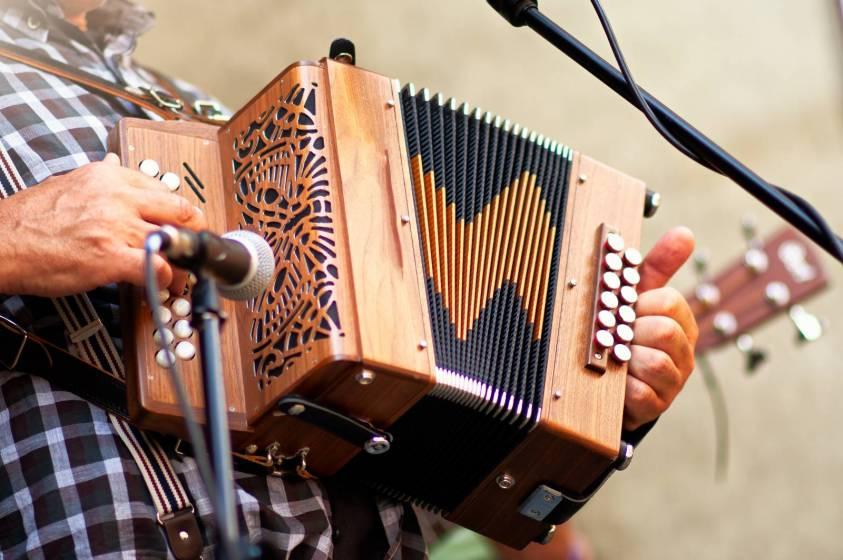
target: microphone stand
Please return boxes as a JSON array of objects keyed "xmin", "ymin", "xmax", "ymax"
[
  {"xmin": 487, "ymin": 0, "xmax": 843, "ymax": 264},
  {"xmin": 191, "ymin": 273, "xmax": 241, "ymax": 560}
]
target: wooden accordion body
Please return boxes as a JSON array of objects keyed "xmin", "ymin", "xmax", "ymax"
[{"xmin": 109, "ymin": 58, "xmax": 646, "ymax": 548}]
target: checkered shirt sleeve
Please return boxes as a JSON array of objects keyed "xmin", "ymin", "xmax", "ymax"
[{"xmin": 0, "ymin": 4, "xmax": 428, "ymax": 558}]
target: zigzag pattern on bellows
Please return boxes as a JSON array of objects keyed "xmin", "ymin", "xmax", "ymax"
[{"xmin": 400, "ymin": 84, "xmax": 573, "ymax": 422}]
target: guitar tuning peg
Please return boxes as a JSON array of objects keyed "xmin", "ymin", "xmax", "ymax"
[
  {"xmin": 735, "ymin": 334, "xmax": 768, "ymax": 374},
  {"xmin": 740, "ymin": 215, "xmax": 760, "ymax": 245},
  {"xmin": 693, "ymin": 249, "xmax": 710, "ymax": 277},
  {"xmin": 739, "ymin": 216, "xmax": 769, "ymax": 274},
  {"xmin": 788, "ymin": 305, "xmax": 824, "ymax": 343}
]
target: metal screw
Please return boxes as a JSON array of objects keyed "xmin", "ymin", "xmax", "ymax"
[
  {"xmin": 594, "ymin": 353, "xmax": 602, "ymax": 360},
  {"xmin": 178, "ymin": 530, "xmax": 190, "ymax": 542},
  {"xmin": 553, "ymin": 390, "xmax": 562, "ymax": 400},
  {"xmin": 496, "ymin": 473, "xmax": 516, "ymax": 490},
  {"xmin": 418, "ymin": 339, "xmax": 428, "ymax": 349},
  {"xmin": 567, "ymin": 279, "xmax": 577, "ymax": 288},
  {"xmin": 386, "ymin": 99, "xmax": 396, "ymax": 108},
  {"xmin": 578, "ymin": 174, "xmax": 588, "ymax": 184},
  {"xmin": 355, "ymin": 371, "xmax": 376, "ymax": 385},
  {"xmin": 364, "ymin": 436, "xmax": 391, "ymax": 455},
  {"xmin": 245, "ymin": 444, "xmax": 258, "ymax": 454},
  {"xmin": 288, "ymin": 404, "xmax": 306, "ymax": 416},
  {"xmin": 400, "ymin": 214, "xmax": 411, "ymax": 224}
]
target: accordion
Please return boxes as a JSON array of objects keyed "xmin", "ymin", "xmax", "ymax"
[{"xmin": 110, "ymin": 57, "xmax": 648, "ymax": 548}]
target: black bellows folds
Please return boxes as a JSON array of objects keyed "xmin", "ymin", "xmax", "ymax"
[{"xmin": 344, "ymin": 85, "xmax": 572, "ymax": 512}]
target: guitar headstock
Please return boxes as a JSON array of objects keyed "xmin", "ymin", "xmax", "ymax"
[{"xmin": 686, "ymin": 223, "xmax": 829, "ymax": 362}]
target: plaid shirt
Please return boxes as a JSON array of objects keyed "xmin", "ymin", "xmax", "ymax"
[{"xmin": 0, "ymin": 1, "xmax": 426, "ymax": 558}]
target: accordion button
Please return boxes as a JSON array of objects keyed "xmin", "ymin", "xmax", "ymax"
[
  {"xmin": 153, "ymin": 328, "xmax": 174, "ymax": 346},
  {"xmin": 624, "ymin": 248, "xmax": 644, "ymax": 267},
  {"xmin": 158, "ymin": 289, "xmax": 170, "ymax": 303},
  {"xmin": 616, "ymin": 323, "xmax": 634, "ymax": 343},
  {"xmin": 171, "ymin": 298, "xmax": 191, "ymax": 317},
  {"xmin": 599, "ymin": 291, "xmax": 619, "ymax": 310},
  {"xmin": 622, "ymin": 267, "xmax": 641, "ymax": 286},
  {"xmin": 139, "ymin": 159, "xmax": 160, "ymax": 178},
  {"xmin": 619, "ymin": 285, "xmax": 638, "ymax": 305},
  {"xmin": 155, "ymin": 306, "xmax": 172, "ymax": 324},
  {"xmin": 602, "ymin": 271, "xmax": 621, "ymax": 291},
  {"xmin": 173, "ymin": 319, "xmax": 193, "ymax": 339},
  {"xmin": 618, "ymin": 305, "xmax": 636, "ymax": 324},
  {"xmin": 604, "ymin": 253, "xmax": 623, "ymax": 272},
  {"xmin": 606, "ymin": 232, "xmax": 625, "ymax": 253},
  {"xmin": 160, "ymin": 172, "xmax": 181, "ymax": 192},
  {"xmin": 597, "ymin": 310, "xmax": 617, "ymax": 329},
  {"xmin": 155, "ymin": 349, "xmax": 175, "ymax": 368},
  {"xmin": 612, "ymin": 344, "xmax": 632, "ymax": 362},
  {"xmin": 175, "ymin": 341, "xmax": 196, "ymax": 361},
  {"xmin": 595, "ymin": 329, "xmax": 614, "ymax": 348}
]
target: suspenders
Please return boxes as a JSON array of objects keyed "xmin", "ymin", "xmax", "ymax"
[{"xmin": 0, "ymin": 47, "xmax": 215, "ymax": 559}]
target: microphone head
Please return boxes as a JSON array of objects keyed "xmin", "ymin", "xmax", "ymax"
[{"xmin": 218, "ymin": 230, "xmax": 274, "ymax": 301}]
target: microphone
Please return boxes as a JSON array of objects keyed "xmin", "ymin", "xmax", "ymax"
[{"xmin": 152, "ymin": 225, "xmax": 274, "ymax": 301}]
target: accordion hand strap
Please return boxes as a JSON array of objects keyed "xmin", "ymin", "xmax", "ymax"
[{"xmin": 0, "ymin": 42, "xmax": 224, "ymax": 125}]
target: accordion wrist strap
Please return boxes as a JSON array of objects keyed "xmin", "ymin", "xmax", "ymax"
[{"xmin": 0, "ymin": 42, "xmax": 223, "ymax": 125}]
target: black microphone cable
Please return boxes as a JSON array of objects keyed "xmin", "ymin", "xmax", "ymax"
[
  {"xmin": 587, "ymin": 0, "xmax": 843, "ymax": 260},
  {"xmin": 143, "ymin": 233, "xmax": 220, "ymax": 528}
]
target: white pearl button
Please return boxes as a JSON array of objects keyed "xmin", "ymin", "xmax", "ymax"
[
  {"xmin": 160, "ymin": 172, "xmax": 180, "ymax": 192},
  {"xmin": 175, "ymin": 341, "xmax": 196, "ymax": 361},
  {"xmin": 612, "ymin": 344, "xmax": 632, "ymax": 362},
  {"xmin": 155, "ymin": 349, "xmax": 175, "ymax": 368},
  {"xmin": 595, "ymin": 329, "xmax": 614, "ymax": 349},
  {"xmin": 155, "ymin": 306, "xmax": 172, "ymax": 324},
  {"xmin": 139, "ymin": 159, "xmax": 160, "ymax": 178},
  {"xmin": 173, "ymin": 319, "xmax": 193, "ymax": 339},
  {"xmin": 597, "ymin": 309, "xmax": 617, "ymax": 329},
  {"xmin": 622, "ymin": 267, "xmax": 640, "ymax": 286},
  {"xmin": 619, "ymin": 285, "xmax": 638, "ymax": 304},
  {"xmin": 153, "ymin": 328, "xmax": 174, "ymax": 346},
  {"xmin": 606, "ymin": 233, "xmax": 625, "ymax": 253},
  {"xmin": 602, "ymin": 271, "xmax": 621, "ymax": 291},
  {"xmin": 600, "ymin": 291, "xmax": 619, "ymax": 310},
  {"xmin": 623, "ymin": 248, "xmax": 643, "ymax": 267},
  {"xmin": 157, "ymin": 289, "xmax": 170, "ymax": 303},
  {"xmin": 616, "ymin": 324, "xmax": 634, "ymax": 343},
  {"xmin": 604, "ymin": 253, "xmax": 623, "ymax": 272},
  {"xmin": 171, "ymin": 298, "xmax": 191, "ymax": 318},
  {"xmin": 618, "ymin": 305, "xmax": 636, "ymax": 324}
]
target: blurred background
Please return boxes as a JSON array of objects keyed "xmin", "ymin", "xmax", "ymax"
[{"xmin": 136, "ymin": 1, "xmax": 843, "ymax": 558}]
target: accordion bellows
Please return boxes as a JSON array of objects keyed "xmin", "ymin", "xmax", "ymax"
[{"xmin": 111, "ymin": 58, "xmax": 646, "ymax": 548}]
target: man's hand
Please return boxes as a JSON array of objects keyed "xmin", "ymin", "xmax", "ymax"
[
  {"xmin": 0, "ymin": 153, "xmax": 206, "ymax": 297},
  {"xmin": 624, "ymin": 226, "xmax": 698, "ymax": 431}
]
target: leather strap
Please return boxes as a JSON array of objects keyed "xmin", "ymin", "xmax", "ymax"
[
  {"xmin": 0, "ymin": 314, "xmax": 130, "ymax": 417},
  {"xmin": 0, "ymin": 42, "xmax": 224, "ymax": 125}
]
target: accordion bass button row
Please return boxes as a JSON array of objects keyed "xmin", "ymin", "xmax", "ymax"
[{"xmin": 111, "ymin": 57, "xmax": 650, "ymax": 550}]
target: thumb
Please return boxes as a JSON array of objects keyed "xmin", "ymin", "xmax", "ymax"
[
  {"xmin": 637, "ymin": 226, "xmax": 695, "ymax": 292},
  {"xmin": 102, "ymin": 152, "xmax": 121, "ymax": 166}
]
